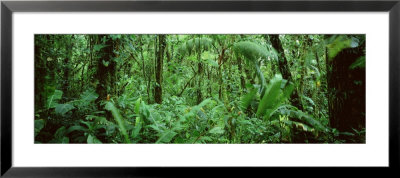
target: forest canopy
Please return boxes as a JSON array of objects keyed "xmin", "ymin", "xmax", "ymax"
[{"xmin": 34, "ymin": 34, "xmax": 365, "ymax": 144}]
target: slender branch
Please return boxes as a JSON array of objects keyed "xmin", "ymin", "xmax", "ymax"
[{"xmin": 177, "ymin": 74, "xmax": 197, "ymax": 97}]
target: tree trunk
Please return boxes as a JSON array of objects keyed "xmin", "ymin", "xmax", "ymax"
[
  {"xmin": 155, "ymin": 35, "xmax": 166, "ymax": 104},
  {"xmin": 62, "ymin": 35, "xmax": 73, "ymax": 100},
  {"xmin": 269, "ymin": 35, "xmax": 303, "ymax": 111},
  {"xmin": 166, "ymin": 41, "xmax": 171, "ymax": 72},
  {"xmin": 95, "ymin": 35, "xmax": 116, "ymax": 108},
  {"xmin": 197, "ymin": 54, "xmax": 203, "ymax": 104},
  {"xmin": 34, "ymin": 35, "xmax": 46, "ymax": 110},
  {"xmin": 315, "ymin": 51, "xmax": 321, "ymax": 72},
  {"xmin": 298, "ymin": 36, "xmax": 311, "ymax": 104},
  {"xmin": 196, "ymin": 36, "xmax": 204, "ymax": 104},
  {"xmin": 87, "ymin": 35, "xmax": 93, "ymax": 87},
  {"xmin": 326, "ymin": 41, "xmax": 365, "ymax": 137},
  {"xmin": 218, "ymin": 48, "xmax": 226, "ymax": 100},
  {"xmin": 145, "ymin": 41, "xmax": 153, "ymax": 103},
  {"xmin": 207, "ymin": 67, "xmax": 212, "ymax": 97},
  {"xmin": 237, "ymin": 56, "xmax": 246, "ymax": 91}
]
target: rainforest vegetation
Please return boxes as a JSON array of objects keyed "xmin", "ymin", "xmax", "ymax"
[{"xmin": 34, "ymin": 34, "xmax": 365, "ymax": 144}]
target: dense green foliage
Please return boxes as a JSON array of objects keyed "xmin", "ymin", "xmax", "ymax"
[{"xmin": 34, "ymin": 34, "xmax": 365, "ymax": 143}]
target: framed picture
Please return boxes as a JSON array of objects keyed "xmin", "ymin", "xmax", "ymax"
[{"xmin": 1, "ymin": 0, "xmax": 399, "ymax": 176}]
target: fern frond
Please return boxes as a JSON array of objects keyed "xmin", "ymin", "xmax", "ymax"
[
  {"xmin": 178, "ymin": 37, "xmax": 213, "ymax": 57},
  {"xmin": 233, "ymin": 41, "xmax": 269, "ymax": 63}
]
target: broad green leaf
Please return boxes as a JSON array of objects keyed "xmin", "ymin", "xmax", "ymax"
[
  {"xmin": 255, "ymin": 63, "xmax": 267, "ymax": 97},
  {"xmin": 257, "ymin": 74, "xmax": 283, "ymax": 117},
  {"xmin": 349, "ymin": 56, "xmax": 365, "ymax": 69},
  {"xmin": 55, "ymin": 103, "xmax": 75, "ymax": 116},
  {"xmin": 156, "ymin": 130, "xmax": 177, "ymax": 143},
  {"xmin": 197, "ymin": 98, "xmax": 212, "ymax": 108},
  {"xmin": 93, "ymin": 44, "xmax": 108, "ymax": 52},
  {"xmin": 149, "ymin": 125, "xmax": 161, "ymax": 133},
  {"xmin": 209, "ymin": 127, "xmax": 224, "ymax": 134},
  {"xmin": 61, "ymin": 137, "xmax": 69, "ymax": 144},
  {"xmin": 46, "ymin": 90, "xmax": 63, "ymax": 109},
  {"xmin": 131, "ymin": 124, "xmax": 142, "ymax": 139},
  {"xmin": 80, "ymin": 90, "xmax": 98, "ymax": 103},
  {"xmin": 34, "ymin": 119, "xmax": 45, "ymax": 137},
  {"xmin": 282, "ymin": 82, "xmax": 295, "ymax": 100},
  {"xmin": 233, "ymin": 41, "xmax": 269, "ymax": 63},
  {"xmin": 240, "ymin": 86, "xmax": 258, "ymax": 110},
  {"xmin": 80, "ymin": 121, "xmax": 93, "ymax": 130},
  {"xmin": 105, "ymin": 102, "xmax": 130, "ymax": 143},
  {"xmin": 282, "ymin": 109, "xmax": 327, "ymax": 132},
  {"xmin": 87, "ymin": 134, "xmax": 102, "ymax": 144},
  {"xmin": 66, "ymin": 125, "xmax": 87, "ymax": 134},
  {"xmin": 326, "ymin": 35, "xmax": 357, "ymax": 59},
  {"xmin": 54, "ymin": 126, "xmax": 67, "ymax": 139},
  {"xmin": 200, "ymin": 136, "xmax": 212, "ymax": 142}
]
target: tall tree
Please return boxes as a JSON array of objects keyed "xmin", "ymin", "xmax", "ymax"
[
  {"xmin": 155, "ymin": 35, "xmax": 166, "ymax": 104},
  {"xmin": 34, "ymin": 35, "xmax": 46, "ymax": 110},
  {"xmin": 196, "ymin": 36, "xmax": 204, "ymax": 104},
  {"xmin": 269, "ymin": 35, "xmax": 303, "ymax": 110},
  {"xmin": 326, "ymin": 35, "xmax": 365, "ymax": 136},
  {"xmin": 62, "ymin": 35, "xmax": 74, "ymax": 100},
  {"xmin": 95, "ymin": 35, "xmax": 116, "ymax": 108}
]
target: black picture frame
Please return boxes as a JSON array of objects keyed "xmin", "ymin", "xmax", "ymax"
[{"xmin": 1, "ymin": 0, "xmax": 399, "ymax": 177}]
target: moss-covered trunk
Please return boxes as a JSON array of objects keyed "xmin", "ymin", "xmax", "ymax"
[
  {"xmin": 95, "ymin": 35, "xmax": 116, "ymax": 109},
  {"xmin": 269, "ymin": 34, "xmax": 303, "ymax": 111},
  {"xmin": 155, "ymin": 35, "xmax": 166, "ymax": 104},
  {"xmin": 326, "ymin": 43, "xmax": 365, "ymax": 137}
]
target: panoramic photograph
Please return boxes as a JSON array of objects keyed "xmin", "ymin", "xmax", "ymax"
[{"xmin": 34, "ymin": 34, "xmax": 365, "ymax": 144}]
